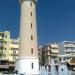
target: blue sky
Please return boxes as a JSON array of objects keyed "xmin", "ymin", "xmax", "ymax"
[{"xmin": 0, "ymin": 0, "xmax": 75, "ymax": 45}]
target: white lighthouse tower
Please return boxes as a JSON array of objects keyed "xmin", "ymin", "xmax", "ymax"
[{"xmin": 15, "ymin": 0, "xmax": 39, "ymax": 75}]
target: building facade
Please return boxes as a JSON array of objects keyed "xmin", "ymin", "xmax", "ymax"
[
  {"xmin": 39, "ymin": 41, "xmax": 75, "ymax": 67},
  {"xmin": 0, "ymin": 31, "xmax": 10, "ymax": 59},
  {"xmin": 39, "ymin": 43, "xmax": 59, "ymax": 66},
  {"xmin": 0, "ymin": 31, "xmax": 19, "ymax": 73},
  {"xmin": 58, "ymin": 41, "xmax": 75, "ymax": 66},
  {"xmin": 50, "ymin": 43, "xmax": 59, "ymax": 64},
  {"xmin": 16, "ymin": 0, "xmax": 40, "ymax": 75},
  {"xmin": 9, "ymin": 38, "xmax": 19, "ymax": 62}
]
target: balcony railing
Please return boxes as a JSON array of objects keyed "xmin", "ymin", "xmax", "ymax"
[
  {"xmin": 0, "ymin": 65, "xmax": 9, "ymax": 68},
  {"xmin": 65, "ymin": 50, "xmax": 75, "ymax": 53},
  {"xmin": 0, "ymin": 39, "xmax": 4, "ymax": 42},
  {"xmin": 64, "ymin": 44, "xmax": 75, "ymax": 47},
  {"xmin": 11, "ymin": 54, "xmax": 18, "ymax": 56},
  {"xmin": 0, "ymin": 51, "xmax": 3, "ymax": 54},
  {"xmin": 9, "ymin": 64, "xmax": 15, "ymax": 67},
  {"xmin": 0, "ymin": 45, "xmax": 4, "ymax": 49}
]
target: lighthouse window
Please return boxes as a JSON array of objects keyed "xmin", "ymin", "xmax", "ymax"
[
  {"xmin": 31, "ymin": 35, "xmax": 33, "ymax": 40},
  {"xmin": 31, "ymin": 23, "xmax": 32, "ymax": 28},
  {"xmin": 31, "ymin": 12, "xmax": 32, "ymax": 16},
  {"xmin": 30, "ymin": 2, "xmax": 32, "ymax": 7},
  {"xmin": 31, "ymin": 63, "xmax": 34, "ymax": 69},
  {"xmin": 31, "ymin": 48, "xmax": 33, "ymax": 54}
]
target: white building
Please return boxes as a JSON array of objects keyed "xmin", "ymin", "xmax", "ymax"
[
  {"xmin": 58, "ymin": 41, "xmax": 75, "ymax": 55},
  {"xmin": 16, "ymin": 0, "xmax": 39, "ymax": 75},
  {"xmin": 58, "ymin": 41, "xmax": 75, "ymax": 65}
]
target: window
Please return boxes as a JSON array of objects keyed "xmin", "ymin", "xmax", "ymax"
[
  {"xmin": 0, "ymin": 55, "xmax": 2, "ymax": 58},
  {"xmin": 31, "ymin": 35, "xmax": 33, "ymax": 40},
  {"xmin": 31, "ymin": 48, "xmax": 33, "ymax": 54},
  {"xmin": 3, "ymin": 54, "xmax": 6, "ymax": 58},
  {"xmin": 5, "ymin": 35, "xmax": 7, "ymax": 38},
  {"xmin": 59, "ymin": 58, "xmax": 61, "ymax": 61},
  {"xmin": 31, "ymin": 12, "xmax": 32, "ymax": 16},
  {"xmin": 4, "ymin": 41, "xmax": 7, "ymax": 44},
  {"xmin": 13, "ymin": 56, "xmax": 15, "ymax": 60},
  {"xmin": 31, "ymin": 23, "xmax": 32, "ymax": 28},
  {"xmin": 5, "ymin": 48, "xmax": 6, "ymax": 50},
  {"xmin": 30, "ymin": 2, "xmax": 32, "ymax": 7},
  {"xmin": 2, "ymin": 34, "xmax": 4, "ymax": 38},
  {"xmin": 31, "ymin": 63, "xmax": 34, "ymax": 69},
  {"xmin": 63, "ymin": 58, "xmax": 65, "ymax": 61},
  {"xmin": 13, "ymin": 51, "xmax": 16, "ymax": 55}
]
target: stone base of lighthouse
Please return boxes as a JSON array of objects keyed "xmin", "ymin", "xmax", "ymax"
[{"xmin": 15, "ymin": 57, "xmax": 39, "ymax": 75}]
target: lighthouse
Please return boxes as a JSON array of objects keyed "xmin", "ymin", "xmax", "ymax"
[{"xmin": 15, "ymin": 0, "xmax": 39, "ymax": 75}]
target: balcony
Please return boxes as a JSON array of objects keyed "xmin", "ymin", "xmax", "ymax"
[
  {"xmin": 64, "ymin": 44, "xmax": 75, "ymax": 47},
  {"xmin": 0, "ymin": 39, "xmax": 4, "ymax": 42},
  {"xmin": 0, "ymin": 44, "xmax": 4, "ymax": 50},
  {"xmin": 0, "ymin": 65, "xmax": 9, "ymax": 68},
  {"xmin": 0, "ymin": 58, "xmax": 9, "ymax": 69},
  {"xmin": 47, "ymin": 53, "xmax": 51, "ymax": 56},
  {"xmin": 9, "ymin": 62, "xmax": 15, "ymax": 67},
  {"xmin": 0, "ymin": 37, "xmax": 3, "ymax": 39},
  {"xmin": 11, "ymin": 54, "xmax": 18, "ymax": 56},
  {"xmin": 51, "ymin": 50, "xmax": 59, "ymax": 53},
  {"xmin": 0, "ymin": 51, "xmax": 3, "ymax": 54},
  {"xmin": 65, "ymin": 50, "xmax": 75, "ymax": 53},
  {"xmin": 4, "ymin": 38, "xmax": 9, "ymax": 42},
  {"xmin": 9, "ymin": 64, "xmax": 15, "ymax": 67},
  {"xmin": 11, "ymin": 48, "xmax": 19, "ymax": 50},
  {"xmin": 51, "ymin": 54, "xmax": 58, "ymax": 56}
]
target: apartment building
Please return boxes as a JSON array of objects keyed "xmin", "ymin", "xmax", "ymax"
[
  {"xmin": 58, "ymin": 41, "xmax": 75, "ymax": 66},
  {"xmin": 39, "ymin": 43, "xmax": 59, "ymax": 66},
  {"xmin": 39, "ymin": 41, "xmax": 75, "ymax": 67},
  {"xmin": 0, "ymin": 31, "xmax": 19, "ymax": 73},
  {"xmin": 9, "ymin": 38, "xmax": 19, "ymax": 62},
  {"xmin": 39, "ymin": 44, "xmax": 49, "ymax": 66},
  {"xmin": 50, "ymin": 43, "xmax": 59, "ymax": 64}
]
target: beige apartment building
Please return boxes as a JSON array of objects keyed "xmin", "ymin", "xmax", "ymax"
[
  {"xmin": 39, "ymin": 43, "xmax": 59, "ymax": 66},
  {"xmin": 0, "ymin": 31, "xmax": 19, "ymax": 73},
  {"xmin": 50, "ymin": 43, "xmax": 59, "ymax": 64},
  {"xmin": 9, "ymin": 38, "xmax": 19, "ymax": 62}
]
